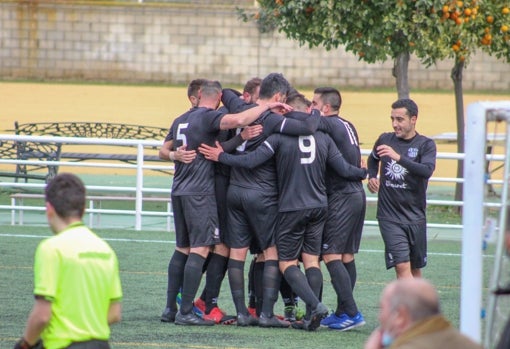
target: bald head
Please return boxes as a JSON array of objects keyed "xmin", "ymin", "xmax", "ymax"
[{"xmin": 383, "ymin": 278, "xmax": 440, "ymax": 322}]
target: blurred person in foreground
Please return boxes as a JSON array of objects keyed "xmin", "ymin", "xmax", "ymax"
[
  {"xmin": 14, "ymin": 173, "xmax": 122, "ymax": 349},
  {"xmin": 365, "ymin": 278, "xmax": 481, "ymax": 349}
]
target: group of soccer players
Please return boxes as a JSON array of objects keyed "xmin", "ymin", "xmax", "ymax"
[{"xmin": 159, "ymin": 72, "xmax": 378, "ymax": 331}]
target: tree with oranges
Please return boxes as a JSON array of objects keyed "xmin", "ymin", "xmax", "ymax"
[
  {"xmin": 412, "ymin": 0, "xmax": 509, "ymax": 201},
  {"xmin": 239, "ymin": 0, "xmax": 509, "ymax": 201}
]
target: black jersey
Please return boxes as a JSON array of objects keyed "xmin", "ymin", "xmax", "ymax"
[
  {"xmin": 218, "ymin": 130, "xmax": 367, "ymax": 212},
  {"xmin": 168, "ymin": 107, "xmax": 224, "ymax": 196},
  {"xmin": 367, "ymin": 132, "xmax": 437, "ymax": 224},
  {"xmin": 221, "ymin": 89, "xmax": 321, "ymax": 194},
  {"xmin": 319, "ymin": 115, "xmax": 363, "ymax": 194}
]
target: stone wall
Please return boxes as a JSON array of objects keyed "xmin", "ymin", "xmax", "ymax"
[{"xmin": 0, "ymin": 0, "xmax": 509, "ymax": 91}]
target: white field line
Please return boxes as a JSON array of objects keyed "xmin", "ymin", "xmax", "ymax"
[{"xmin": 0, "ymin": 233, "xmax": 495, "ymax": 258}]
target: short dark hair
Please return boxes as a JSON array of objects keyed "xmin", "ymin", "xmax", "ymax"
[
  {"xmin": 200, "ymin": 80, "xmax": 222, "ymax": 98},
  {"xmin": 314, "ymin": 87, "xmax": 342, "ymax": 111},
  {"xmin": 45, "ymin": 173, "xmax": 86, "ymax": 219},
  {"xmin": 392, "ymin": 99, "xmax": 418, "ymax": 118},
  {"xmin": 259, "ymin": 73, "xmax": 291, "ymax": 100},
  {"xmin": 187, "ymin": 78, "xmax": 208, "ymax": 99},
  {"xmin": 243, "ymin": 77, "xmax": 262, "ymax": 95},
  {"xmin": 286, "ymin": 92, "xmax": 311, "ymax": 112}
]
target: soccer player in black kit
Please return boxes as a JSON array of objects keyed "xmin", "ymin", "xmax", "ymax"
[
  {"xmin": 312, "ymin": 87, "xmax": 366, "ymax": 331},
  {"xmin": 215, "ymin": 73, "xmax": 323, "ymax": 328},
  {"xmin": 199, "ymin": 110, "xmax": 368, "ymax": 331},
  {"xmin": 367, "ymin": 99, "xmax": 437, "ymax": 279},
  {"xmin": 162, "ymin": 80, "xmax": 290, "ymax": 326}
]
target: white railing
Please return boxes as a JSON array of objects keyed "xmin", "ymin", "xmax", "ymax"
[
  {"xmin": 0, "ymin": 134, "xmax": 174, "ymax": 231},
  {"xmin": 0, "ymin": 134, "xmax": 504, "ymax": 232}
]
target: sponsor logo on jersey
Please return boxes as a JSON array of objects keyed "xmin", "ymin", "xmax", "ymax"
[{"xmin": 385, "ymin": 160, "xmax": 408, "ymax": 182}]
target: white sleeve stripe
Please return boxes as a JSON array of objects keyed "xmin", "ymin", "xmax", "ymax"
[
  {"xmin": 263, "ymin": 141, "xmax": 275, "ymax": 154},
  {"xmin": 279, "ymin": 118, "xmax": 287, "ymax": 133}
]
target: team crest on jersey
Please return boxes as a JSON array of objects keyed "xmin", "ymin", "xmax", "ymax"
[{"xmin": 407, "ymin": 147, "xmax": 418, "ymax": 158}]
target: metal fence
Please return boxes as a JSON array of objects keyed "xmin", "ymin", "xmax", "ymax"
[{"xmin": 0, "ymin": 134, "xmax": 503, "ymax": 232}]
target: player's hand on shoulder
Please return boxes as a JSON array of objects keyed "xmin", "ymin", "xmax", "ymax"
[
  {"xmin": 198, "ymin": 141, "xmax": 224, "ymax": 162},
  {"xmin": 241, "ymin": 125, "xmax": 263, "ymax": 141},
  {"xmin": 268, "ymin": 102, "xmax": 293, "ymax": 115},
  {"xmin": 175, "ymin": 145, "xmax": 196, "ymax": 164}
]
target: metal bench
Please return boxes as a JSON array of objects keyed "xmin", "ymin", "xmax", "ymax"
[{"xmin": 0, "ymin": 121, "xmax": 169, "ymax": 181}]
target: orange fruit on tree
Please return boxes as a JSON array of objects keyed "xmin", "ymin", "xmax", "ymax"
[
  {"xmin": 452, "ymin": 44, "xmax": 460, "ymax": 51},
  {"xmin": 464, "ymin": 8, "xmax": 472, "ymax": 16},
  {"xmin": 502, "ymin": 7, "xmax": 510, "ymax": 15},
  {"xmin": 487, "ymin": 15, "xmax": 494, "ymax": 23},
  {"xmin": 275, "ymin": 0, "xmax": 283, "ymax": 5},
  {"xmin": 502, "ymin": 25, "xmax": 509, "ymax": 32},
  {"xmin": 442, "ymin": 5, "xmax": 450, "ymax": 13},
  {"xmin": 456, "ymin": 17, "xmax": 463, "ymax": 25},
  {"xmin": 457, "ymin": 1, "xmax": 463, "ymax": 8}
]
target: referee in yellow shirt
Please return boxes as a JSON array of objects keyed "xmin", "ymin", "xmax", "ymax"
[{"xmin": 14, "ymin": 173, "xmax": 123, "ymax": 349}]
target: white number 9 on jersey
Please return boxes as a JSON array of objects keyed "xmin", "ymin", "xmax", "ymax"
[{"xmin": 299, "ymin": 135, "xmax": 316, "ymax": 164}]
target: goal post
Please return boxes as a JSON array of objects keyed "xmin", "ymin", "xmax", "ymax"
[{"xmin": 462, "ymin": 101, "xmax": 510, "ymax": 346}]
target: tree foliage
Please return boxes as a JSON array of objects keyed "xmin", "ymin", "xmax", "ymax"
[
  {"xmin": 239, "ymin": 0, "xmax": 509, "ymax": 202},
  {"xmin": 240, "ymin": 0, "xmax": 509, "ymax": 66}
]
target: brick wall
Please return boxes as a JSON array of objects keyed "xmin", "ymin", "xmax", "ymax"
[{"xmin": 0, "ymin": 1, "xmax": 508, "ymax": 91}]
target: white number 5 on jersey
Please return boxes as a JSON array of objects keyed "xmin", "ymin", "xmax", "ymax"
[
  {"xmin": 299, "ymin": 135, "xmax": 316, "ymax": 164},
  {"xmin": 176, "ymin": 123, "xmax": 189, "ymax": 146}
]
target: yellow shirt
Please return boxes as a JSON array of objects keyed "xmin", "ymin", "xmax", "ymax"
[{"xmin": 34, "ymin": 222, "xmax": 122, "ymax": 349}]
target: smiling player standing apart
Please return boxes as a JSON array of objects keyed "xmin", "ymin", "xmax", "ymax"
[{"xmin": 367, "ymin": 99, "xmax": 437, "ymax": 279}]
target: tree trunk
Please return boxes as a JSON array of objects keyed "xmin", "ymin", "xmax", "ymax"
[
  {"xmin": 393, "ymin": 51, "xmax": 410, "ymax": 99},
  {"xmin": 451, "ymin": 61, "xmax": 465, "ymax": 205}
]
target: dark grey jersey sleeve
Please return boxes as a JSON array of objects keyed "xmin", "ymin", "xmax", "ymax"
[
  {"xmin": 397, "ymin": 138, "xmax": 437, "ymax": 178},
  {"xmin": 277, "ymin": 109, "xmax": 321, "ymax": 136},
  {"xmin": 327, "ymin": 139, "xmax": 367, "ymax": 180},
  {"xmin": 367, "ymin": 136, "xmax": 382, "ymax": 178},
  {"xmin": 218, "ymin": 141, "xmax": 275, "ymax": 169},
  {"xmin": 220, "ymin": 133, "xmax": 244, "ymax": 153}
]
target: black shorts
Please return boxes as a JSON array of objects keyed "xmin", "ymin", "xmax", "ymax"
[
  {"xmin": 322, "ymin": 190, "xmax": 366, "ymax": 255},
  {"xmin": 378, "ymin": 219, "xmax": 427, "ymax": 270},
  {"xmin": 215, "ymin": 173, "xmax": 229, "ymax": 241},
  {"xmin": 225, "ymin": 186, "xmax": 278, "ymax": 251},
  {"xmin": 172, "ymin": 194, "xmax": 220, "ymax": 248},
  {"xmin": 66, "ymin": 340, "xmax": 110, "ymax": 349},
  {"xmin": 277, "ymin": 207, "xmax": 327, "ymax": 261}
]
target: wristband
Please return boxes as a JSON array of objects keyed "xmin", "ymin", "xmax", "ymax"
[
  {"xmin": 169, "ymin": 151, "xmax": 175, "ymax": 161},
  {"xmin": 14, "ymin": 338, "xmax": 36, "ymax": 349}
]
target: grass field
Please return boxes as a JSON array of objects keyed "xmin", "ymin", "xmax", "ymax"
[
  {"xmin": 0, "ymin": 225, "xmax": 495, "ymax": 349},
  {"xmin": 0, "ymin": 82, "xmax": 508, "ymax": 348}
]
